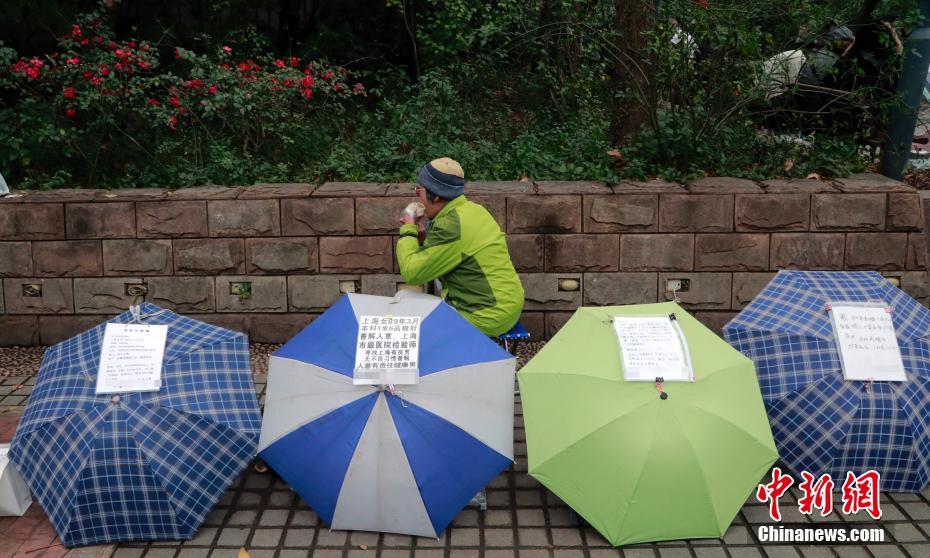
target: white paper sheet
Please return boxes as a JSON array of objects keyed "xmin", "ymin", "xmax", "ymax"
[
  {"xmin": 354, "ymin": 316, "xmax": 421, "ymax": 385},
  {"xmin": 612, "ymin": 315, "xmax": 693, "ymax": 381},
  {"xmin": 829, "ymin": 303, "xmax": 907, "ymax": 382},
  {"xmin": 95, "ymin": 323, "xmax": 168, "ymax": 394}
]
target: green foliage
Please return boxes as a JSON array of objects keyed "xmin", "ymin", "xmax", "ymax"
[{"xmin": 0, "ymin": 0, "xmax": 918, "ymax": 188}]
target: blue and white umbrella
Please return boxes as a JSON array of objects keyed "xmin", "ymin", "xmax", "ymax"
[
  {"xmin": 10, "ymin": 303, "xmax": 261, "ymax": 546},
  {"xmin": 258, "ymin": 291, "xmax": 515, "ymax": 537},
  {"xmin": 723, "ymin": 271, "xmax": 930, "ymax": 492}
]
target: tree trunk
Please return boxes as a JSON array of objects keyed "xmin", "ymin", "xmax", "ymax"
[{"xmin": 609, "ymin": 0, "xmax": 655, "ymax": 146}]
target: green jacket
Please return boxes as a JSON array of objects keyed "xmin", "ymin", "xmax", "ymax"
[{"xmin": 396, "ymin": 195, "xmax": 525, "ymax": 337}]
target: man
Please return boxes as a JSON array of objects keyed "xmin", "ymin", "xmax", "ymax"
[{"xmin": 396, "ymin": 157, "xmax": 524, "ymax": 337}]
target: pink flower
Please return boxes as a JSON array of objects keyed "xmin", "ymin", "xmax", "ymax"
[
  {"xmin": 301, "ymin": 75, "xmax": 314, "ymax": 88},
  {"xmin": 289, "ymin": 57, "xmax": 299, "ymax": 67},
  {"xmin": 62, "ymin": 87, "xmax": 76, "ymax": 99},
  {"xmin": 167, "ymin": 115, "xmax": 178, "ymax": 130},
  {"xmin": 71, "ymin": 25, "xmax": 82, "ymax": 38},
  {"xmin": 66, "ymin": 57, "xmax": 80, "ymax": 65},
  {"xmin": 147, "ymin": 98, "xmax": 159, "ymax": 106},
  {"xmin": 275, "ymin": 59, "xmax": 285, "ymax": 68},
  {"xmin": 65, "ymin": 107, "xmax": 77, "ymax": 118},
  {"xmin": 222, "ymin": 45, "xmax": 232, "ymax": 53},
  {"xmin": 208, "ymin": 85, "xmax": 218, "ymax": 94}
]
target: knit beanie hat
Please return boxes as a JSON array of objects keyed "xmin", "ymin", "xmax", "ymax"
[{"xmin": 418, "ymin": 157, "xmax": 465, "ymax": 200}]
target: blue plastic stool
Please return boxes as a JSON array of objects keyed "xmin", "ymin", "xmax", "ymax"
[{"xmin": 496, "ymin": 321, "xmax": 530, "ymax": 354}]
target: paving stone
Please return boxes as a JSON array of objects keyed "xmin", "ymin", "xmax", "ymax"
[
  {"xmin": 289, "ymin": 510, "xmax": 318, "ymax": 527},
  {"xmin": 692, "ymin": 549, "xmax": 729, "ymax": 558},
  {"xmin": 888, "ymin": 522, "xmax": 926, "ymax": 542},
  {"xmin": 484, "ymin": 510, "xmax": 512, "ymax": 527},
  {"xmin": 657, "ymin": 548, "xmax": 692, "ymax": 558},
  {"xmin": 762, "ymin": 548, "xmax": 801, "ymax": 558},
  {"xmin": 276, "ymin": 551, "xmax": 310, "ymax": 558},
  {"xmin": 185, "ymin": 527, "xmax": 218, "ymax": 546},
  {"xmin": 725, "ymin": 549, "xmax": 764, "ymax": 558},
  {"xmin": 550, "ymin": 528, "xmax": 582, "ymax": 546},
  {"xmin": 516, "ymin": 527, "xmax": 549, "ymax": 546},
  {"xmin": 215, "ymin": 528, "xmax": 249, "ymax": 547},
  {"xmin": 450, "ymin": 528, "xmax": 480, "ymax": 546},
  {"xmin": 412, "ymin": 551, "xmax": 444, "ymax": 558},
  {"xmin": 282, "ymin": 528, "xmax": 316, "ymax": 547},
  {"xmin": 315, "ymin": 529, "xmax": 348, "ymax": 547},
  {"xmin": 865, "ymin": 546, "xmax": 906, "ymax": 558},
  {"xmin": 249, "ymin": 528, "xmax": 283, "ymax": 547},
  {"xmin": 452, "ymin": 509, "xmax": 479, "ymax": 527},
  {"xmin": 349, "ymin": 531, "xmax": 380, "ymax": 546},
  {"xmin": 484, "ymin": 528, "xmax": 514, "ymax": 547},
  {"xmin": 722, "ymin": 525, "xmax": 753, "ymax": 544},
  {"xmin": 257, "ymin": 509, "xmax": 289, "ymax": 527},
  {"xmin": 907, "ymin": 502, "xmax": 930, "ymax": 521},
  {"xmin": 113, "ymin": 549, "xmax": 145, "ymax": 558},
  {"xmin": 144, "ymin": 549, "xmax": 179, "ymax": 558},
  {"xmin": 414, "ymin": 533, "xmax": 446, "ymax": 548},
  {"xmin": 226, "ymin": 510, "xmax": 257, "ymax": 526}
]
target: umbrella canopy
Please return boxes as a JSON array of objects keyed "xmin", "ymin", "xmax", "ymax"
[
  {"xmin": 723, "ymin": 270, "xmax": 930, "ymax": 492},
  {"xmin": 518, "ymin": 302, "xmax": 777, "ymax": 546},
  {"xmin": 10, "ymin": 303, "xmax": 261, "ymax": 546},
  {"xmin": 258, "ymin": 291, "xmax": 515, "ymax": 538}
]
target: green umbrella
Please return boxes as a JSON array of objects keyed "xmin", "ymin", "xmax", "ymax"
[{"xmin": 518, "ymin": 302, "xmax": 777, "ymax": 546}]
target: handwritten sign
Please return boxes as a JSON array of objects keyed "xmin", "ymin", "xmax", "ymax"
[
  {"xmin": 612, "ymin": 315, "xmax": 693, "ymax": 382},
  {"xmin": 354, "ymin": 316, "xmax": 421, "ymax": 385},
  {"xmin": 829, "ymin": 303, "xmax": 907, "ymax": 382},
  {"xmin": 96, "ymin": 323, "xmax": 168, "ymax": 394}
]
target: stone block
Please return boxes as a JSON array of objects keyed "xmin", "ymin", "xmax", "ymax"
[
  {"xmin": 136, "ymin": 201, "xmax": 208, "ymax": 238},
  {"xmin": 215, "ymin": 276, "xmax": 287, "ymax": 313},
  {"xmin": 0, "ymin": 316, "xmax": 39, "ymax": 346},
  {"xmin": 534, "ymin": 181, "xmax": 612, "ymax": 195},
  {"xmin": 519, "ymin": 312, "xmax": 545, "ymax": 340},
  {"xmin": 313, "ymin": 182, "xmax": 388, "ymax": 196},
  {"xmin": 834, "ymin": 173, "xmax": 912, "ymax": 192},
  {"xmin": 103, "ymin": 240, "xmax": 172, "ymax": 275},
  {"xmin": 546, "ymin": 234, "xmax": 619, "ymax": 273},
  {"xmin": 761, "ymin": 179, "xmax": 839, "ymax": 193},
  {"xmin": 901, "ymin": 272, "xmax": 930, "ymax": 303},
  {"xmin": 465, "ymin": 181, "xmax": 533, "ymax": 195},
  {"xmin": 506, "ymin": 235, "xmax": 544, "ymax": 273},
  {"xmin": 38, "ymin": 315, "xmax": 103, "ymax": 345},
  {"xmin": 0, "ymin": 204, "xmax": 64, "ymax": 240},
  {"xmin": 319, "ymin": 237, "xmax": 393, "ymax": 273},
  {"xmin": 845, "ymin": 233, "xmax": 907, "ymax": 270},
  {"xmin": 166, "ymin": 186, "xmax": 241, "ymax": 200},
  {"xmin": 583, "ymin": 273, "xmax": 657, "ymax": 305},
  {"xmin": 237, "ymin": 183, "xmax": 315, "ymax": 199},
  {"xmin": 33, "ymin": 241, "xmax": 102, "ymax": 277},
  {"xmin": 658, "ymin": 272, "xmax": 732, "ymax": 310},
  {"xmin": 289, "ymin": 275, "xmax": 360, "ymax": 311},
  {"xmin": 249, "ymin": 314, "xmax": 316, "ymax": 343},
  {"xmin": 693, "ymin": 312, "xmax": 738, "ymax": 335},
  {"xmin": 74, "ymin": 277, "xmax": 141, "ymax": 314},
  {"xmin": 907, "ymin": 233, "xmax": 927, "ymax": 270},
  {"xmin": 811, "ymin": 194, "xmax": 885, "ymax": 230},
  {"xmin": 281, "ymin": 198, "xmax": 354, "ymax": 236},
  {"xmin": 186, "ymin": 313, "xmax": 249, "ymax": 334},
  {"xmin": 469, "ymin": 196, "xmax": 506, "ymax": 230},
  {"xmin": 66, "ymin": 203, "xmax": 135, "ymax": 239},
  {"xmin": 620, "ymin": 234, "xmax": 693, "ymax": 271},
  {"xmin": 613, "ymin": 180, "xmax": 686, "ymax": 194},
  {"xmin": 770, "ymin": 233, "xmax": 845, "ymax": 270},
  {"xmin": 174, "ymin": 239, "xmax": 245, "ymax": 275},
  {"xmin": 659, "ymin": 194, "xmax": 733, "ymax": 232},
  {"xmin": 208, "ymin": 200, "xmax": 280, "ymax": 237},
  {"xmin": 694, "ymin": 234, "xmax": 769, "ymax": 271},
  {"xmin": 507, "ymin": 196, "xmax": 581, "ymax": 234},
  {"xmin": 687, "ymin": 177, "xmax": 763, "ymax": 194},
  {"xmin": 545, "ymin": 312, "xmax": 575, "ymax": 339},
  {"xmin": 3, "ymin": 278, "xmax": 73, "ymax": 314},
  {"xmin": 520, "ymin": 273, "xmax": 583, "ymax": 311},
  {"xmin": 360, "ymin": 274, "xmax": 407, "ymax": 297},
  {"xmin": 735, "ymin": 194, "xmax": 810, "ymax": 231},
  {"xmin": 584, "ymin": 195, "xmax": 657, "ymax": 232},
  {"xmin": 0, "ymin": 242, "xmax": 33, "ymax": 277},
  {"xmin": 94, "ymin": 189, "xmax": 167, "ymax": 201},
  {"xmin": 887, "ymin": 193, "xmax": 923, "ymax": 231},
  {"xmin": 145, "ymin": 276, "xmax": 215, "ymax": 313},
  {"xmin": 13, "ymin": 189, "xmax": 98, "ymax": 202},
  {"xmin": 384, "ymin": 183, "xmax": 418, "ymax": 196},
  {"xmin": 356, "ymin": 198, "xmax": 408, "ymax": 235},
  {"xmin": 732, "ymin": 272, "xmax": 777, "ymax": 309},
  {"xmin": 246, "ymin": 238, "xmax": 319, "ymax": 274}
]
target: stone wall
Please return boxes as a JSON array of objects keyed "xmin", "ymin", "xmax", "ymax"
[{"xmin": 0, "ymin": 173, "xmax": 925, "ymax": 346}]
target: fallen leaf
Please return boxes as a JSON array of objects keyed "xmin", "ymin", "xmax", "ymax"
[
  {"xmin": 239, "ymin": 548, "xmax": 249, "ymax": 558},
  {"xmin": 784, "ymin": 159, "xmax": 794, "ymax": 172},
  {"xmin": 519, "ymin": 175, "xmax": 531, "ymax": 182},
  {"xmin": 607, "ymin": 148, "xmax": 622, "ymax": 159},
  {"xmin": 806, "ymin": 172, "xmax": 822, "ymax": 181},
  {"xmin": 359, "ymin": 544, "xmax": 369, "ymax": 550}
]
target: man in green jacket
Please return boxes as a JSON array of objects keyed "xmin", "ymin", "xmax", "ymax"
[{"xmin": 397, "ymin": 158, "xmax": 525, "ymax": 337}]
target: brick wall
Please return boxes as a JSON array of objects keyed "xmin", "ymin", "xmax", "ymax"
[{"xmin": 0, "ymin": 173, "xmax": 925, "ymax": 346}]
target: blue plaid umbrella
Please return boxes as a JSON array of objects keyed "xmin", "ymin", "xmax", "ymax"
[
  {"xmin": 723, "ymin": 271, "xmax": 930, "ymax": 492},
  {"xmin": 9, "ymin": 303, "xmax": 261, "ymax": 546}
]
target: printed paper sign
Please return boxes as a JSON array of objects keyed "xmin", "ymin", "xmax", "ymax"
[
  {"xmin": 96, "ymin": 323, "xmax": 168, "ymax": 394},
  {"xmin": 829, "ymin": 303, "xmax": 907, "ymax": 381},
  {"xmin": 612, "ymin": 315, "xmax": 693, "ymax": 381},
  {"xmin": 354, "ymin": 316, "xmax": 421, "ymax": 385}
]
